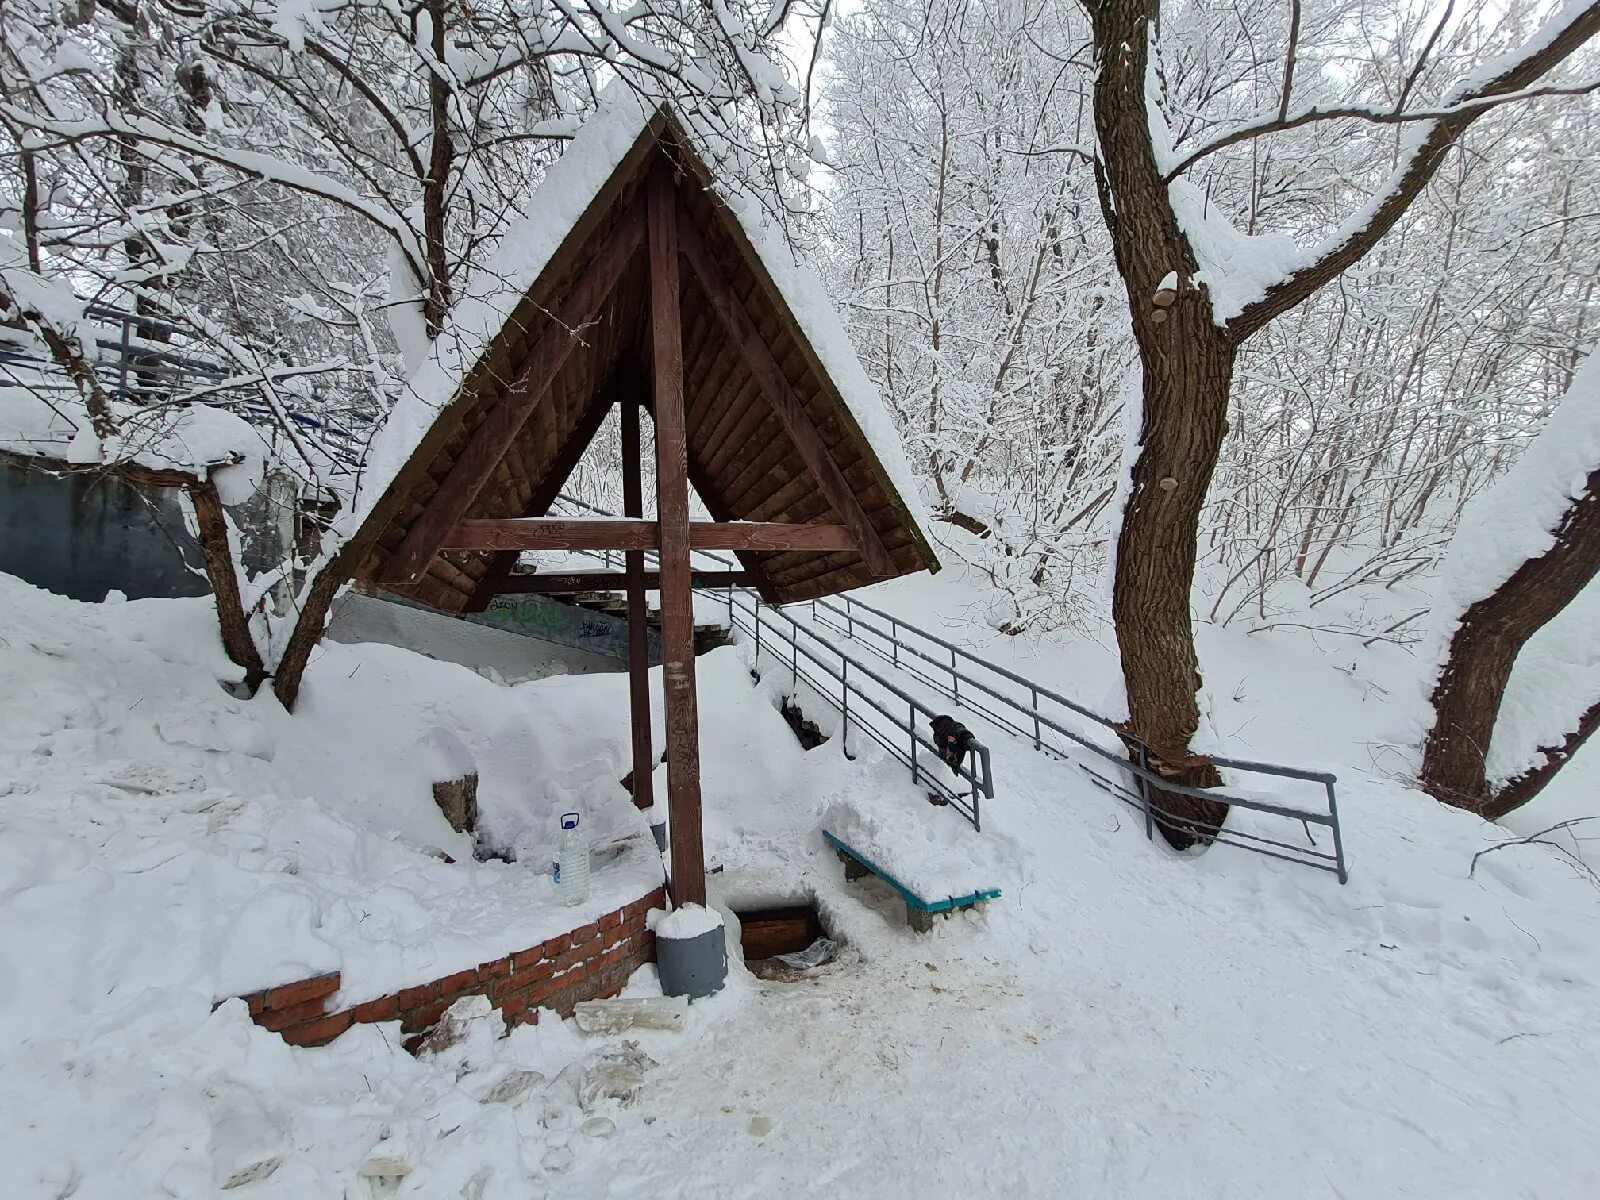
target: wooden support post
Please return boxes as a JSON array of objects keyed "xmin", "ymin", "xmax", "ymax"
[
  {"xmin": 648, "ymin": 167, "xmax": 706, "ymax": 908},
  {"xmin": 622, "ymin": 396, "xmax": 654, "ymax": 814}
]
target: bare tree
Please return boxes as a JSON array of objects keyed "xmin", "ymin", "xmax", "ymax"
[
  {"xmin": 1088, "ymin": 0, "xmax": 1600, "ymax": 841},
  {"xmin": 1421, "ymin": 354, "xmax": 1600, "ymax": 820}
]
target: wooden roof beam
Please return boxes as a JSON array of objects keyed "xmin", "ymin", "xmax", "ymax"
[
  {"xmin": 676, "ymin": 208, "xmax": 896, "ymax": 579},
  {"xmin": 379, "ymin": 202, "xmax": 647, "ymax": 585},
  {"xmin": 490, "ymin": 570, "xmax": 755, "ymax": 594},
  {"xmin": 442, "ymin": 517, "xmax": 857, "ymax": 553},
  {"xmin": 463, "ymin": 368, "xmax": 632, "ymax": 611}
]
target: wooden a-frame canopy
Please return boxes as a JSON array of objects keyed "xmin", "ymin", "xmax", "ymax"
[{"xmin": 347, "ymin": 103, "xmax": 936, "ymax": 906}]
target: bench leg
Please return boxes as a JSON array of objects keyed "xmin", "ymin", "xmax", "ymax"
[
  {"xmin": 907, "ymin": 905, "xmax": 935, "ymax": 933},
  {"xmin": 838, "ymin": 850, "xmax": 869, "ymax": 883}
]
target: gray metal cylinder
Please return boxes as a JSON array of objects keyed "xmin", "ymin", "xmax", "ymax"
[{"xmin": 656, "ymin": 925, "xmax": 727, "ymax": 1000}]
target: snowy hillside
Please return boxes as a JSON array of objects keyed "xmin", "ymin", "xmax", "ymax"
[{"xmin": 3, "ymin": 566, "xmax": 1598, "ymax": 1198}]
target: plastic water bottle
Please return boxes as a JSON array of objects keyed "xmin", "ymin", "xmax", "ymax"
[{"xmin": 552, "ymin": 812, "xmax": 590, "ymax": 906}]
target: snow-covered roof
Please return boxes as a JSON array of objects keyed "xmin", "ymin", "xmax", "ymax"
[
  {"xmin": 344, "ymin": 94, "xmax": 938, "ymax": 609},
  {"xmin": 0, "ymin": 386, "xmax": 264, "ymax": 501}
]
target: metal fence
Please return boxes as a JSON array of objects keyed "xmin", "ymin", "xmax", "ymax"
[
  {"xmin": 1, "ymin": 309, "xmax": 1342, "ymax": 875},
  {"xmin": 552, "ymin": 494, "xmax": 1347, "ymax": 882},
  {"xmin": 552, "ymin": 496, "xmax": 995, "ymax": 830},
  {"xmin": 808, "ymin": 590, "xmax": 1348, "ymax": 883}
]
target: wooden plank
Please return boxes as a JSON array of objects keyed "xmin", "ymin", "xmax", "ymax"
[
  {"xmin": 678, "ymin": 216, "xmax": 895, "ymax": 577},
  {"xmin": 822, "ymin": 832, "xmax": 1002, "ymax": 913},
  {"xmin": 442, "ymin": 518, "xmax": 857, "ymax": 553},
  {"xmin": 622, "ymin": 396, "xmax": 654, "ymax": 814},
  {"xmin": 488, "ymin": 570, "xmax": 754, "ymax": 593},
  {"xmin": 649, "ymin": 167, "xmax": 705, "ymax": 909},
  {"xmin": 462, "ymin": 373, "xmax": 623, "ymax": 612},
  {"xmin": 378, "ymin": 203, "xmax": 645, "ymax": 584}
]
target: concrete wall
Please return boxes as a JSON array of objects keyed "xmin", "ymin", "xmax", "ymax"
[
  {"xmin": 327, "ymin": 591, "xmax": 622, "ymax": 681},
  {"xmin": 0, "ymin": 454, "xmax": 295, "ymax": 602}
]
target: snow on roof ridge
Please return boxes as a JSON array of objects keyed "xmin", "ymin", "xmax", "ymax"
[{"xmin": 349, "ymin": 93, "xmax": 930, "ymax": 547}]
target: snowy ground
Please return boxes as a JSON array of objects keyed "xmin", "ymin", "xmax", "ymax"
[{"xmin": 3, "ymin": 565, "xmax": 1598, "ymax": 1198}]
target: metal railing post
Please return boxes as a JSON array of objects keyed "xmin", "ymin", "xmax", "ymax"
[
  {"xmin": 754, "ymin": 596, "xmax": 762, "ymax": 662},
  {"xmin": 1031, "ymin": 687, "xmax": 1041, "ymax": 750},
  {"xmin": 840, "ymin": 658, "xmax": 850, "ymax": 753},
  {"xmin": 891, "ymin": 618, "xmax": 899, "ymax": 668},
  {"xmin": 950, "ymin": 646, "xmax": 959, "ymax": 701},
  {"xmin": 1137, "ymin": 741, "xmax": 1154, "ymax": 841},
  {"xmin": 1326, "ymin": 780, "xmax": 1348, "ymax": 884},
  {"xmin": 908, "ymin": 701, "xmax": 919, "ymax": 788}
]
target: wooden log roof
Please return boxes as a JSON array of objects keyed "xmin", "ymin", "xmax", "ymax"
[{"xmin": 347, "ymin": 101, "xmax": 938, "ymax": 611}]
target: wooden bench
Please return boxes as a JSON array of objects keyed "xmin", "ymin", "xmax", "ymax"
[{"xmin": 823, "ymin": 831, "xmax": 1000, "ymax": 932}]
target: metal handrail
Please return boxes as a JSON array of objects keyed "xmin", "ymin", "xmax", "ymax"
[
  {"xmin": 727, "ymin": 587, "xmax": 995, "ymax": 830},
  {"xmin": 549, "ymin": 497, "xmax": 995, "ymax": 831},
  {"xmin": 549, "ymin": 492, "xmax": 1347, "ymax": 882}
]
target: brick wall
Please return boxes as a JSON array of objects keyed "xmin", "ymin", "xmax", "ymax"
[{"xmin": 235, "ymin": 886, "xmax": 666, "ymax": 1049}]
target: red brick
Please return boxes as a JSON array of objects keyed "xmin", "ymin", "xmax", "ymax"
[
  {"xmin": 348, "ymin": 995, "xmax": 399, "ymax": 1024},
  {"xmin": 396, "ymin": 981, "xmax": 438, "ymax": 1011},
  {"xmin": 264, "ymin": 973, "xmax": 341, "ymax": 1011},
  {"xmin": 538, "ymin": 932, "xmax": 572, "ymax": 958},
  {"xmin": 244, "ymin": 991, "xmax": 267, "ymax": 1017},
  {"xmin": 599, "ymin": 909, "xmax": 624, "ymax": 932},
  {"xmin": 570, "ymin": 921, "xmax": 601, "ymax": 946},
  {"xmin": 436, "ymin": 968, "xmax": 479, "ymax": 997},
  {"xmin": 495, "ymin": 991, "xmax": 530, "ymax": 1021},
  {"xmin": 478, "ymin": 956, "xmax": 511, "ymax": 981},
  {"xmin": 488, "ymin": 975, "xmax": 532, "ymax": 1007},
  {"xmin": 280, "ymin": 1011, "xmax": 352, "ymax": 1047},
  {"xmin": 256, "ymin": 996, "xmax": 328, "ymax": 1031},
  {"xmin": 599, "ymin": 943, "xmax": 628, "ymax": 970},
  {"xmin": 400, "ymin": 998, "xmax": 450, "ymax": 1034},
  {"xmin": 511, "ymin": 945, "xmax": 544, "ymax": 971},
  {"xmin": 505, "ymin": 1005, "xmax": 539, "ymax": 1030},
  {"xmin": 555, "ymin": 940, "xmax": 598, "ymax": 972}
]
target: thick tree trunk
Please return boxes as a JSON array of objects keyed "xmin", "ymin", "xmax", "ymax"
[
  {"xmin": 1114, "ymin": 327, "xmax": 1233, "ymax": 842},
  {"xmin": 1421, "ymin": 464, "xmax": 1600, "ymax": 816},
  {"xmin": 1091, "ymin": 0, "xmax": 1228, "ymax": 844}
]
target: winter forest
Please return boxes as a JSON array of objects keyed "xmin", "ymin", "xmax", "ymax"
[{"xmin": 3, "ymin": 0, "xmax": 1600, "ymax": 1196}]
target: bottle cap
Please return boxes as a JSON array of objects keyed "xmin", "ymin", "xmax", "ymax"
[{"xmin": 561, "ymin": 812, "xmax": 580, "ymax": 830}]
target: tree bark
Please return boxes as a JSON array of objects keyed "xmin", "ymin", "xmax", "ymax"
[
  {"xmin": 1091, "ymin": 0, "xmax": 1228, "ymax": 844},
  {"xmin": 421, "ymin": 0, "xmax": 454, "ymax": 338},
  {"xmin": 186, "ymin": 477, "xmax": 268, "ymax": 693},
  {"xmin": 1090, "ymin": 0, "xmax": 1600, "ymax": 846},
  {"xmin": 1421, "ymin": 465, "xmax": 1600, "ymax": 816}
]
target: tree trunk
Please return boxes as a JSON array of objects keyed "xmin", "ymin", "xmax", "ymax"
[
  {"xmin": 1091, "ymin": 0, "xmax": 1228, "ymax": 845},
  {"xmin": 186, "ymin": 478, "xmax": 268, "ymax": 693},
  {"xmin": 1421, "ymin": 464, "xmax": 1600, "ymax": 815},
  {"xmin": 421, "ymin": 0, "xmax": 454, "ymax": 338}
]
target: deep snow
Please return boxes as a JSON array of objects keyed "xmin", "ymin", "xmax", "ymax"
[{"xmin": 2, "ymin": 561, "xmax": 1599, "ymax": 1198}]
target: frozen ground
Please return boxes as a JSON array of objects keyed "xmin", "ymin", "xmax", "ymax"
[{"xmin": 2, "ymin": 565, "xmax": 1598, "ymax": 1198}]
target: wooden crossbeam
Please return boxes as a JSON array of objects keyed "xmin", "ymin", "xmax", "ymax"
[
  {"xmin": 441, "ymin": 517, "xmax": 857, "ymax": 553},
  {"xmin": 676, "ymin": 210, "xmax": 896, "ymax": 578},
  {"xmin": 462, "ymin": 371, "xmax": 629, "ymax": 612},
  {"xmin": 490, "ymin": 570, "xmax": 754, "ymax": 594},
  {"xmin": 379, "ymin": 203, "xmax": 646, "ymax": 584}
]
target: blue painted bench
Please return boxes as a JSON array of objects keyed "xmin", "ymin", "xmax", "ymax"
[{"xmin": 822, "ymin": 831, "xmax": 1001, "ymax": 933}]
